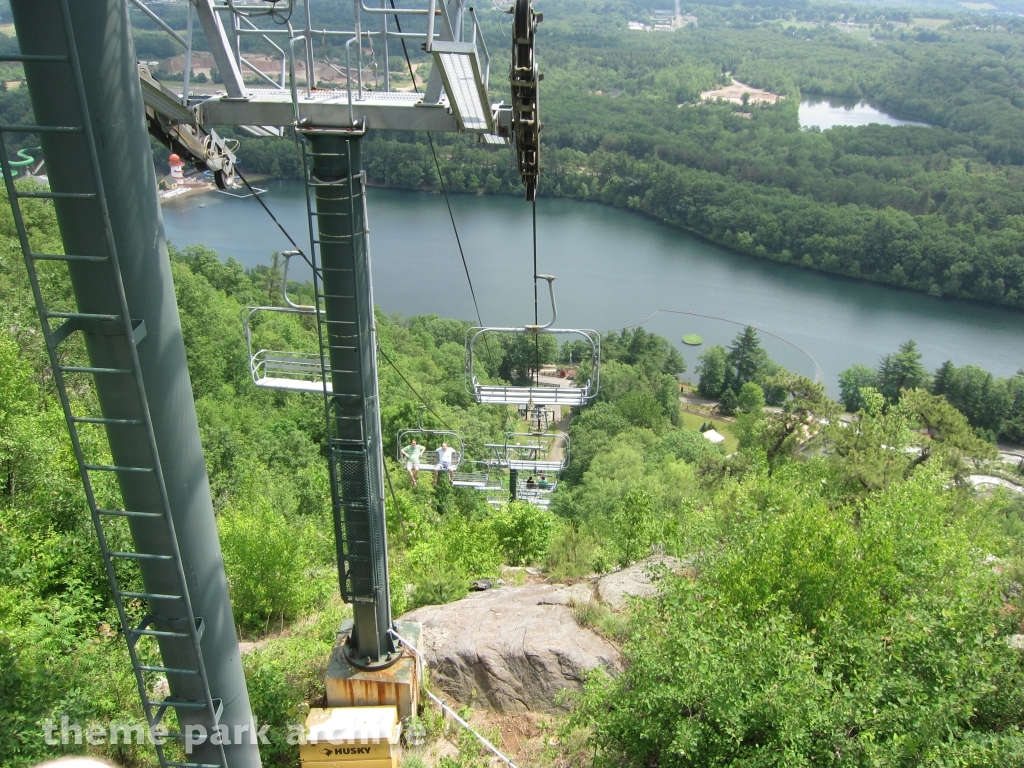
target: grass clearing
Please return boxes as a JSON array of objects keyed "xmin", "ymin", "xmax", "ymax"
[
  {"xmin": 680, "ymin": 412, "xmax": 738, "ymax": 453},
  {"xmin": 914, "ymin": 18, "xmax": 951, "ymax": 29}
]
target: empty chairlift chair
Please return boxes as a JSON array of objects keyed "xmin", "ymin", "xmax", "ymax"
[
  {"xmin": 487, "ymin": 431, "xmax": 568, "ymax": 507},
  {"xmin": 503, "ymin": 431, "xmax": 569, "ymax": 476},
  {"xmin": 465, "ymin": 275, "xmax": 600, "ymax": 406},
  {"xmin": 242, "ymin": 251, "xmax": 332, "ymax": 393}
]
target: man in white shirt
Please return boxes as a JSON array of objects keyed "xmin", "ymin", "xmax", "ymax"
[{"xmin": 435, "ymin": 441, "xmax": 457, "ymax": 485}]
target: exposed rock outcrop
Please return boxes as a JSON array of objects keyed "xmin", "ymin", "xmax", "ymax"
[
  {"xmin": 403, "ymin": 584, "xmax": 619, "ymax": 714},
  {"xmin": 401, "ymin": 556, "xmax": 689, "ymax": 714}
]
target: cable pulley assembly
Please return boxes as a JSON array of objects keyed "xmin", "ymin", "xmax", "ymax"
[{"xmin": 511, "ymin": 0, "xmax": 542, "ymax": 201}]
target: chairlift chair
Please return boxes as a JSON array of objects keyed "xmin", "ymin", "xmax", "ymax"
[
  {"xmin": 487, "ymin": 431, "xmax": 569, "ymax": 474},
  {"xmin": 451, "ymin": 460, "xmax": 491, "ymax": 488},
  {"xmin": 242, "ymin": 251, "xmax": 333, "ymax": 393},
  {"xmin": 465, "ymin": 275, "xmax": 600, "ymax": 406},
  {"xmin": 396, "ymin": 406, "xmax": 466, "ymax": 476}
]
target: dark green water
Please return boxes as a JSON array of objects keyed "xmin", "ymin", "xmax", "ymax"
[{"xmin": 161, "ymin": 182, "xmax": 1024, "ymax": 394}]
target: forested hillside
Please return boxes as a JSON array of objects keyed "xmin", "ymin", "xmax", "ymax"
[
  {"xmin": 209, "ymin": 0, "xmax": 1024, "ymax": 310},
  {"xmin": 3, "ymin": 163, "xmax": 1024, "ymax": 765}
]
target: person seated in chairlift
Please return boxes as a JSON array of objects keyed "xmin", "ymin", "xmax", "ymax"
[
  {"xmin": 525, "ymin": 475, "xmax": 537, "ymax": 489},
  {"xmin": 401, "ymin": 438, "xmax": 425, "ymax": 487},
  {"xmin": 435, "ymin": 441, "xmax": 456, "ymax": 485},
  {"xmin": 537, "ymin": 473, "xmax": 550, "ymax": 489}
]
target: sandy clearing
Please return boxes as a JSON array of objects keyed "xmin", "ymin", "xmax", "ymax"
[{"xmin": 699, "ymin": 78, "xmax": 781, "ymax": 105}]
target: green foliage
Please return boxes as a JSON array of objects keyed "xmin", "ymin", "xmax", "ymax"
[
  {"xmin": 696, "ymin": 345, "xmax": 729, "ymax": 399},
  {"xmin": 572, "ymin": 468, "xmax": 1024, "ymax": 766},
  {"xmin": 545, "ymin": 521, "xmax": 603, "ymax": 582},
  {"xmin": 491, "ymin": 501, "xmax": 558, "ymax": 567},
  {"xmin": 736, "ymin": 381, "xmax": 765, "ymax": 413},
  {"xmin": 407, "ymin": 562, "xmax": 469, "ymax": 611},
  {"xmin": 610, "ymin": 489, "xmax": 659, "ymax": 567},
  {"xmin": 838, "ymin": 362, "xmax": 878, "ymax": 412},
  {"xmin": 216, "ymin": 459, "xmax": 334, "ymax": 634},
  {"xmin": 242, "ymin": 604, "xmax": 346, "ymax": 768},
  {"xmin": 876, "ymin": 339, "xmax": 931, "ymax": 403}
]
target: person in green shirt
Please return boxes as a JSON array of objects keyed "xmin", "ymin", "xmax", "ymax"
[{"xmin": 402, "ymin": 438, "xmax": 426, "ymax": 486}]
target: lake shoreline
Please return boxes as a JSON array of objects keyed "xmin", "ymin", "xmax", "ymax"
[
  {"xmin": 200, "ymin": 170, "xmax": 1019, "ymax": 316},
  {"xmin": 161, "ymin": 182, "xmax": 1024, "ymax": 392}
]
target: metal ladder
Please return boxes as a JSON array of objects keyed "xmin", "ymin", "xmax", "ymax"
[
  {"xmin": 0, "ymin": 3, "xmax": 225, "ymax": 766},
  {"xmin": 299, "ymin": 136, "xmax": 386, "ymax": 610}
]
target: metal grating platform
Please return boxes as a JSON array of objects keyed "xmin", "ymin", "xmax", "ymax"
[{"xmin": 475, "ymin": 385, "xmax": 589, "ymax": 406}]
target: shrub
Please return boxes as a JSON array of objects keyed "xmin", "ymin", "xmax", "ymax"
[
  {"xmin": 610, "ymin": 489, "xmax": 658, "ymax": 567},
  {"xmin": 571, "ymin": 470, "xmax": 1024, "ymax": 766},
  {"xmin": 407, "ymin": 561, "xmax": 469, "ymax": 611},
  {"xmin": 219, "ymin": 501, "xmax": 311, "ymax": 635},
  {"xmin": 546, "ymin": 521, "xmax": 604, "ymax": 580},
  {"xmin": 491, "ymin": 501, "xmax": 557, "ymax": 566}
]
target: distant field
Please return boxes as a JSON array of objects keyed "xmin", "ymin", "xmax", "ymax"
[
  {"xmin": 0, "ymin": 23, "xmax": 15, "ymax": 36},
  {"xmin": 914, "ymin": 18, "xmax": 951, "ymax": 29},
  {"xmin": 960, "ymin": 2, "xmax": 997, "ymax": 8}
]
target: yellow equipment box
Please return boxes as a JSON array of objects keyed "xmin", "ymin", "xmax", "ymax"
[{"xmin": 301, "ymin": 706, "xmax": 400, "ymax": 767}]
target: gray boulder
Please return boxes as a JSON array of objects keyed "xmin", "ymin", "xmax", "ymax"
[
  {"xmin": 595, "ymin": 555, "xmax": 684, "ymax": 611},
  {"xmin": 402, "ymin": 584, "xmax": 620, "ymax": 714}
]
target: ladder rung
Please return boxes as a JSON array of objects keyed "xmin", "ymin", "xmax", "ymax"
[
  {"xmin": 129, "ymin": 628, "xmax": 193, "ymax": 640},
  {"xmin": 320, "ymin": 294, "xmax": 355, "ymax": 299},
  {"xmin": 138, "ymin": 665, "xmax": 200, "ymax": 675},
  {"xmin": 0, "ymin": 54, "xmax": 69, "ymax": 63},
  {"xmin": 59, "ymin": 365, "xmax": 133, "ymax": 375},
  {"xmin": 0, "ymin": 124, "xmax": 82, "ymax": 133},
  {"xmin": 150, "ymin": 696, "xmax": 223, "ymax": 737},
  {"xmin": 128, "ymin": 616, "xmax": 204, "ymax": 649},
  {"xmin": 165, "ymin": 763, "xmax": 223, "ymax": 768},
  {"xmin": 31, "ymin": 252, "xmax": 107, "ymax": 262},
  {"xmin": 153, "ymin": 697, "xmax": 221, "ymax": 711},
  {"xmin": 98, "ymin": 508, "xmax": 163, "ymax": 519},
  {"xmin": 46, "ymin": 311, "xmax": 119, "ymax": 321},
  {"xmin": 72, "ymin": 416, "xmax": 144, "ymax": 426},
  {"xmin": 109, "ymin": 551, "xmax": 174, "ymax": 562},
  {"xmin": 118, "ymin": 591, "xmax": 183, "ymax": 601},
  {"xmin": 84, "ymin": 464, "xmax": 154, "ymax": 474},
  {"xmin": 15, "ymin": 190, "xmax": 97, "ymax": 200}
]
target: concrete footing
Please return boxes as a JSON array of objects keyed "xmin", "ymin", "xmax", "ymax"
[{"xmin": 326, "ymin": 620, "xmax": 421, "ymax": 720}]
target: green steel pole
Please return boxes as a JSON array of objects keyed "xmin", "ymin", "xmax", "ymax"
[
  {"xmin": 307, "ymin": 132, "xmax": 395, "ymax": 665},
  {"xmin": 9, "ymin": 2, "xmax": 259, "ymax": 765}
]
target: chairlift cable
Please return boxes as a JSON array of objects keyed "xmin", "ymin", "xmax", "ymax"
[
  {"xmin": 381, "ymin": 457, "xmax": 408, "ymax": 544},
  {"xmin": 377, "ymin": 342, "xmax": 455, "ymax": 432},
  {"xmin": 389, "ymin": 1, "xmax": 486, "ymax": 332},
  {"xmin": 233, "ymin": 166, "xmax": 315, "ymax": 274}
]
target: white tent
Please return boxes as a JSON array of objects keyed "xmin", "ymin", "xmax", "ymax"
[{"xmin": 702, "ymin": 429, "xmax": 726, "ymax": 445}]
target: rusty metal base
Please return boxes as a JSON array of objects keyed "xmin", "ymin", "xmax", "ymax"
[{"xmin": 326, "ymin": 620, "xmax": 421, "ymax": 720}]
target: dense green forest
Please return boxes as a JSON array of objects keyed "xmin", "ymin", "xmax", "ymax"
[
  {"xmin": 195, "ymin": 0, "xmax": 1024, "ymax": 310},
  {"xmin": 4, "ymin": 168, "xmax": 1024, "ymax": 766}
]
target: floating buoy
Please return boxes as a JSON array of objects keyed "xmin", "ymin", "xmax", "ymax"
[{"xmin": 682, "ymin": 334, "xmax": 703, "ymax": 346}]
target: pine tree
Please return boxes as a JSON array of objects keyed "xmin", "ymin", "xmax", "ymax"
[
  {"xmin": 876, "ymin": 340, "xmax": 930, "ymax": 403},
  {"xmin": 932, "ymin": 360, "xmax": 956, "ymax": 396},
  {"xmin": 727, "ymin": 326, "xmax": 769, "ymax": 389}
]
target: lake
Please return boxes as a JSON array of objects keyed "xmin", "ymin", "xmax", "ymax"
[
  {"xmin": 800, "ymin": 97, "xmax": 932, "ymax": 130},
  {"xmin": 161, "ymin": 182, "xmax": 1024, "ymax": 395}
]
